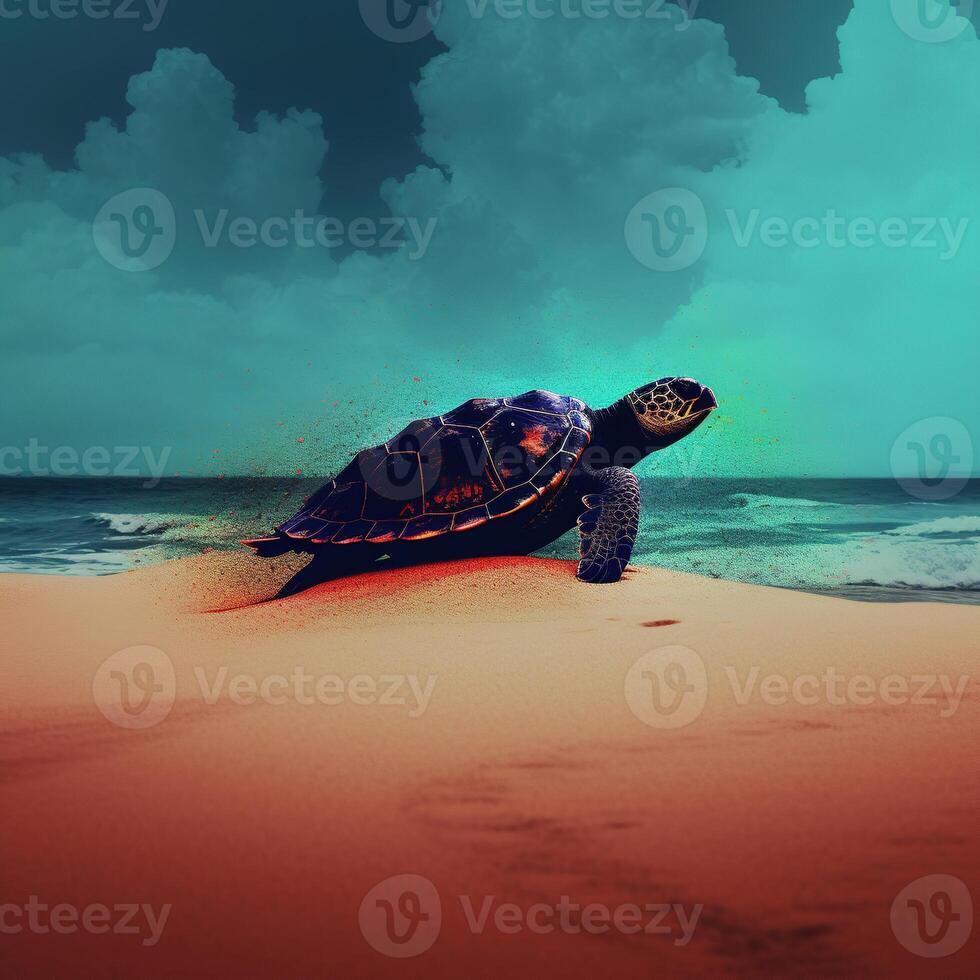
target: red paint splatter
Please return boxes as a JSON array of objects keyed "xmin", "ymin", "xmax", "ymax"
[
  {"xmin": 642, "ymin": 619, "xmax": 680, "ymax": 628},
  {"xmin": 412, "ymin": 376, "xmax": 421, "ymax": 383},
  {"xmin": 296, "ymin": 437, "xmax": 305, "ymax": 444}
]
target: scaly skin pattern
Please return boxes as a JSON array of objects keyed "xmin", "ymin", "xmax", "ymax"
[{"xmin": 576, "ymin": 467, "xmax": 641, "ymax": 584}]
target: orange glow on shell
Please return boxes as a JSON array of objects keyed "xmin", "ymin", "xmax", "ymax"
[{"xmin": 519, "ymin": 424, "xmax": 551, "ymax": 456}]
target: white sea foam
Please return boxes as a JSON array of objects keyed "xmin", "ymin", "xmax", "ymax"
[
  {"xmin": 726, "ymin": 492, "xmax": 840, "ymax": 510},
  {"xmin": 636, "ymin": 526, "xmax": 980, "ymax": 592},
  {"xmin": 91, "ymin": 512, "xmax": 187, "ymax": 535},
  {"xmin": 840, "ymin": 535, "xmax": 980, "ymax": 590},
  {"xmin": 10, "ymin": 550, "xmax": 144, "ymax": 576},
  {"xmin": 885, "ymin": 516, "xmax": 980, "ymax": 537}
]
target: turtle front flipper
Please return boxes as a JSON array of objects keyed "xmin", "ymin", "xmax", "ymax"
[{"xmin": 576, "ymin": 467, "xmax": 640, "ymax": 584}]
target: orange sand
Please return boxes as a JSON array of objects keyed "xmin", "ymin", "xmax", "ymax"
[{"xmin": 1, "ymin": 554, "xmax": 977, "ymax": 977}]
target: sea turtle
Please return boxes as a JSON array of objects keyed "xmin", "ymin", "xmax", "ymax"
[{"xmin": 244, "ymin": 377, "xmax": 716, "ymax": 594}]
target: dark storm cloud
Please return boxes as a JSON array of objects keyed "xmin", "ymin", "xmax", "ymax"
[{"xmin": 0, "ymin": 0, "xmax": 853, "ymax": 224}]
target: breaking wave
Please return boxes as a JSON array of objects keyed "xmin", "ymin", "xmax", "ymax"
[
  {"xmin": 632, "ymin": 487, "xmax": 980, "ymax": 597},
  {"xmin": 89, "ymin": 512, "xmax": 238, "ymax": 552},
  {"xmin": 840, "ymin": 519, "xmax": 980, "ymax": 590},
  {"xmin": 726, "ymin": 492, "xmax": 841, "ymax": 510},
  {"xmin": 885, "ymin": 516, "xmax": 980, "ymax": 538},
  {"xmin": 89, "ymin": 512, "xmax": 185, "ymax": 535}
]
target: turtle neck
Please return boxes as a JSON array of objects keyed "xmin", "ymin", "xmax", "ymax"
[{"xmin": 587, "ymin": 398, "xmax": 653, "ymax": 466}]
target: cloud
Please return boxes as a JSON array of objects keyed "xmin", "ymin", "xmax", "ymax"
[
  {"xmin": 660, "ymin": 0, "xmax": 980, "ymax": 474},
  {"xmin": 1, "ymin": 1, "xmax": 977, "ymax": 478}
]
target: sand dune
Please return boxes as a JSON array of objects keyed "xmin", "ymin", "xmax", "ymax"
[{"xmin": 1, "ymin": 554, "xmax": 977, "ymax": 976}]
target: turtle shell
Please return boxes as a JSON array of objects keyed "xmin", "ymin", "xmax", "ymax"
[{"xmin": 277, "ymin": 390, "xmax": 592, "ymax": 545}]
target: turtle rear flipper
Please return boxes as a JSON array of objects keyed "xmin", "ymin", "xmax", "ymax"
[{"xmin": 241, "ymin": 535, "xmax": 295, "ymax": 558}]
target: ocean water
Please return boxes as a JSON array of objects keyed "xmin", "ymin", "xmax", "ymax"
[{"xmin": 0, "ymin": 477, "xmax": 977, "ymax": 604}]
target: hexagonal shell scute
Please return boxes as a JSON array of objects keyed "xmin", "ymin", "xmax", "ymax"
[
  {"xmin": 486, "ymin": 484, "xmax": 539, "ymax": 519},
  {"xmin": 452, "ymin": 505, "xmax": 491, "ymax": 532},
  {"xmin": 400, "ymin": 514, "xmax": 454, "ymax": 541}
]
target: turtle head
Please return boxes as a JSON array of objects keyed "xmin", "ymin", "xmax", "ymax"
[{"xmin": 628, "ymin": 377, "xmax": 717, "ymax": 449}]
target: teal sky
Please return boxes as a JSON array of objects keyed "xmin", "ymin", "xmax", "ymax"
[{"xmin": 1, "ymin": 0, "xmax": 977, "ymax": 479}]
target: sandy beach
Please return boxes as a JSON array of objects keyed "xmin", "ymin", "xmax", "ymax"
[{"xmin": 1, "ymin": 554, "xmax": 977, "ymax": 977}]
